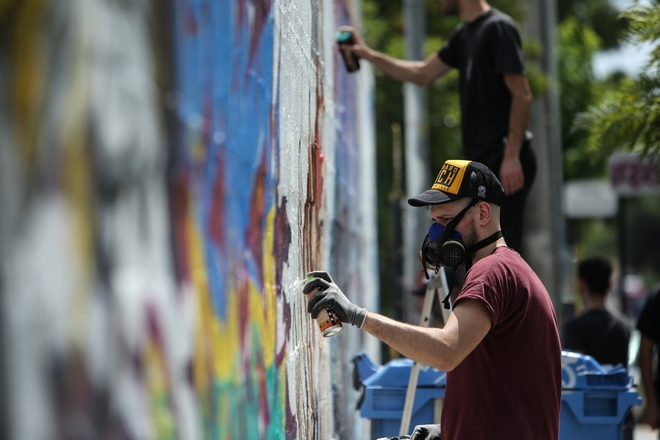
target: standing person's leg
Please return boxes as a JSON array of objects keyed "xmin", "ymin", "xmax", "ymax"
[
  {"xmin": 497, "ymin": 142, "xmax": 536, "ymax": 254},
  {"xmin": 622, "ymin": 411, "xmax": 634, "ymax": 440}
]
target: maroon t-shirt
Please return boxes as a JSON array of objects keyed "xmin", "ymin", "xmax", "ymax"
[{"xmin": 441, "ymin": 247, "xmax": 561, "ymax": 440}]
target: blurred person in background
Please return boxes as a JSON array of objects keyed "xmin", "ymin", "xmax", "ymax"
[
  {"xmin": 562, "ymin": 256, "xmax": 631, "ymax": 367},
  {"xmin": 562, "ymin": 256, "xmax": 633, "ymax": 439}
]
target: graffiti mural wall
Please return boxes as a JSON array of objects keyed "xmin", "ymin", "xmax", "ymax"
[{"xmin": 0, "ymin": 0, "xmax": 379, "ymax": 438}]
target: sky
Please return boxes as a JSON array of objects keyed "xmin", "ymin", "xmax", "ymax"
[
  {"xmin": 593, "ymin": 0, "xmax": 654, "ymax": 78},
  {"xmin": 593, "ymin": 41, "xmax": 654, "ymax": 79}
]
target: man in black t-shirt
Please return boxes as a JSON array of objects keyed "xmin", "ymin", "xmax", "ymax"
[
  {"xmin": 562, "ymin": 256, "xmax": 633, "ymax": 440},
  {"xmin": 562, "ymin": 256, "xmax": 631, "ymax": 366},
  {"xmin": 338, "ymin": 0, "xmax": 535, "ymax": 252},
  {"xmin": 637, "ymin": 286, "xmax": 660, "ymax": 435}
]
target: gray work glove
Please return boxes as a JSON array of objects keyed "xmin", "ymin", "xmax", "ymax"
[
  {"xmin": 410, "ymin": 424, "xmax": 441, "ymax": 440},
  {"xmin": 303, "ymin": 271, "xmax": 368, "ymax": 328}
]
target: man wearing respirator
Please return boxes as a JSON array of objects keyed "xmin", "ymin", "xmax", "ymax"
[{"xmin": 304, "ymin": 159, "xmax": 561, "ymax": 439}]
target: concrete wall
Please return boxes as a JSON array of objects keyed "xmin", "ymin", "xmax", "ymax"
[{"xmin": 0, "ymin": 0, "xmax": 379, "ymax": 438}]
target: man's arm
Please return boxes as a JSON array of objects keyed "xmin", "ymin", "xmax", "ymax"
[
  {"xmin": 639, "ymin": 334, "xmax": 659, "ymax": 429},
  {"xmin": 500, "ymin": 72, "xmax": 532, "ymax": 195},
  {"xmin": 339, "ymin": 26, "xmax": 450, "ymax": 86},
  {"xmin": 361, "ymin": 298, "xmax": 492, "ymax": 372},
  {"xmin": 364, "ymin": 51, "xmax": 450, "ymax": 86}
]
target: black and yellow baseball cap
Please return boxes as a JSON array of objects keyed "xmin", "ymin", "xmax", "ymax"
[{"xmin": 408, "ymin": 160, "xmax": 505, "ymax": 207}]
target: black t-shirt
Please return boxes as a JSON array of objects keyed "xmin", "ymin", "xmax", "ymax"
[
  {"xmin": 438, "ymin": 9, "xmax": 527, "ymax": 164},
  {"xmin": 637, "ymin": 289, "xmax": 660, "ymax": 399},
  {"xmin": 562, "ymin": 308, "xmax": 631, "ymax": 367}
]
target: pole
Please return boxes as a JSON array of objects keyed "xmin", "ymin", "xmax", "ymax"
[
  {"xmin": 520, "ymin": 0, "xmax": 569, "ymax": 315},
  {"xmin": 402, "ymin": 0, "xmax": 429, "ymax": 324},
  {"xmin": 391, "ymin": 123, "xmax": 406, "ymax": 322},
  {"xmin": 617, "ymin": 197, "xmax": 628, "ymax": 314}
]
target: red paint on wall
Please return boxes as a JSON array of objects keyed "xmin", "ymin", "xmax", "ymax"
[
  {"xmin": 237, "ymin": 0, "xmax": 272, "ymax": 66},
  {"xmin": 209, "ymin": 153, "xmax": 226, "ymax": 250},
  {"xmin": 183, "ymin": 2, "xmax": 198, "ymax": 34},
  {"xmin": 313, "ymin": 77, "xmax": 325, "ymax": 213},
  {"xmin": 171, "ymin": 171, "xmax": 192, "ymax": 285},
  {"xmin": 237, "ymin": 269, "xmax": 250, "ymax": 354},
  {"xmin": 246, "ymin": 143, "xmax": 267, "ymax": 285},
  {"xmin": 274, "ymin": 196, "xmax": 291, "ymax": 368}
]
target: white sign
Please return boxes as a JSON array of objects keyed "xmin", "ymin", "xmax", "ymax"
[
  {"xmin": 564, "ymin": 180, "xmax": 618, "ymax": 218},
  {"xmin": 609, "ymin": 152, "xmax": 660, "ymax": 195}
]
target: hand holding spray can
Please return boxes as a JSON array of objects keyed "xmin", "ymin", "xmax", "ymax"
[
  {"xmin": 336, "ymin": 30, "xmax": 360, "ymax": 73},
  {"xmin": 305, "ymin": 275, "xmax": 344, "ymax": 337}
]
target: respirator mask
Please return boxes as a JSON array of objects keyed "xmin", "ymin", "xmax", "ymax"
[{"xmin": 419, "ymin": 199, "xmax": 504, "ymax": 278}]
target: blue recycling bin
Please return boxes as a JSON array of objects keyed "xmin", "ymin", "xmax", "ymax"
[
  {"xmin": 352, "ymin": 352, "xmax": 446, "ymax": 440},
  {"xmin": 560, "ymin": 351, "xmax": 641, "ymax": 440},
  {"xmin": 353, "ymin": 351, "xmax": 641, "ymax": 440}
]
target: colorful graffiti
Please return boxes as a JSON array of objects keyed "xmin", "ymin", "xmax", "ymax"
[
  {"xmin": 171, "ymin": 0, "xmax": 287, "ymax": 438},
  {"xmin": 0, "ymin": 0, "xmax": 378, "ymax": 438}
]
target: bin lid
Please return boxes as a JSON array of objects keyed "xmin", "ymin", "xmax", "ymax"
[
  {"xmin": 562, "ymin": 350, "xmax": 631, "ymax": 390},
  {"xmin": 353, "ymin": 352, "xmax": 446, "ymax": 388}
]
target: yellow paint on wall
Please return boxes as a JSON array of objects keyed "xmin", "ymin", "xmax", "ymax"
[
  {"xmin": 212, "ymin": 296, "xmax": 238, "ymax": 380},
  {"xmin": 144, "ymin": 339, "xmax": 176, "ymax": 438},
  {"xmin": 11, "ymin": 0, "xmax": 48, "ymax": 169},
  {"xmin": 63, "ymin": 142, "xmax": 96, "ymax": 347},
  {"xmin": 188, "ymin": 205, "xmax": 214, "ymax": 394},
  {"xmin": 187, "ymin": 189, "xmax": 285, "ymax": 429},
  {"xmin": 256, "ymin": 206, "xmax": 278, "ymax": 369}
]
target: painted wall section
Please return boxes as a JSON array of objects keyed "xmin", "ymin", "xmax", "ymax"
[{"xmin": 0, "ymin": 0, "xmax": 379, "ymax": 439}]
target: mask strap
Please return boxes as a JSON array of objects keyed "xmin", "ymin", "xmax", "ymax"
[
  {"xmin": 464, "ymin": 230, "xmax": 505, "ymax": 271},
  {"xmin": 465, "ymin": 230, "xmax": 504, "ymax": 255},
  {"xmin": 437, "ymin": 229, "xmax": 503, "ymax": 301},
  {"xmin": 435, "ymin": 198, "xmax": 477, "ymax": 245}
]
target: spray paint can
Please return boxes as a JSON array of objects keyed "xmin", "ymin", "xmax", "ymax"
[
  {"xmin": 315, "ymin": 307, "xmax": 344, "ymax": 337},
  {"xmin": 305, "ymin": 277, "xmax": 344, "ymax": 337},
  {"xmin": 336, "ymin": 30, "xmax": 360, "ymax": 73}
]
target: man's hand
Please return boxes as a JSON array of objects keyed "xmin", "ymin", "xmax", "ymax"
[
  {"xmin": 410, "ymin": 424, "xmax": 441, "ymax": 440},
  {"xmin": 337, "ymin": 27, "xmax": 450, "ymax": 85},
  {"xmin": 337, "ymin": 26, "xmax": 371, "ymax": 60},
  {"xmin": 501, "ymin": 72, "xmax": 532, "ymax": 195},
  {"xmin": 303, "ymin": 271, "xmax": 368, "ymax": 328},
  {"xmin": 499, "ymin": 154, "xmax": 524, "ymax": 194}
]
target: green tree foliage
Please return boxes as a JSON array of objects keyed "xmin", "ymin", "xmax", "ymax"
[
  {"xmin": 564, "ymin": 1, "xmax": 660, "ymax": 294},
  {"xmin": 557, "ymin": 16, "xmax": 606, "ymax": 178},
  {"xmin": 556, "ymin": 0, "xmax": 627, "ymax": 50},
  {"xmin": 574, "ymin": 0, "xmax": 660, "ymax": 160}
]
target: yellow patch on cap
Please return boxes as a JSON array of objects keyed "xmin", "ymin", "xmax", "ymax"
[{"xmin": 432, "ymin": 160, "xmax": 470, "ymax": 195}]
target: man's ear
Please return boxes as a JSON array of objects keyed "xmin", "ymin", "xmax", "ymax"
[{"xmin": 477, "ymin": 201, "xmax": 492, "ymax": 224}]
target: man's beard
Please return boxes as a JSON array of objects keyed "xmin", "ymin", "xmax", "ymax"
[{"xmin": 463, "ymin": 221, "xmax": 479, "ymax": 249}]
